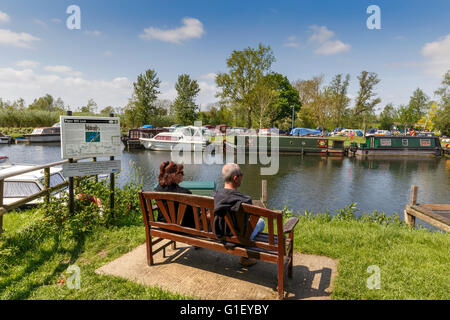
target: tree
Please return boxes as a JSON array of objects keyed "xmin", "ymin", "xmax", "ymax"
[
  {"xmin": 353, "ymin": 71, "xmax": 381, "ymax": 131},
  {"xmin": 28, "ymin": 94, "xmax": 56, "ymax": 111},
  {"xmin": 328, "ymin": 74, "xmax": 350, "ymax": 127},
  {"xmin": 379, "ymin": 103, "xmax": 395, "ymax": 130},
  {"xmin": 173, "ymin": 74, "xmax": 200, "ymax": 125},
  {"xmin": 408, "ymin": 88, "xmax": 429, "ymax": 124},
  {"xmin": 132, "ymin": 69, "xmax": 161, "ymax": 126},
  {"xmin": 100, "ymin": 106, "xmax": 115, "ymax": 115},
  {"xmin": 434, "ymin": 70, "xmax": 450, "ymax": 135},
  {"xmin": 263, "ymin": 73, "xmax": 301, "ymax": 127},
  {"xmin": 216, "ymin": 43, "xmax": 275, "ymax": 128},
  {"xmin": 80, "ymin": 98, "xmax": 97, "ymax": 113},
  {"xmin": 294, "ymin": 76, "xmax": 324, "ymax": 128},
  {"xmin": 252, "ymin": 74, "xmax": 279, "ymax": 128}
]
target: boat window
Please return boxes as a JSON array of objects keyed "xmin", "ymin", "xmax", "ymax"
[
  {"xmin": 4, "ymin": 181, "xmax": 41, "ymax": 197},
  {"xmin": 50, "ymin": 173, "xmax": 65, "ymax": 187},
  {"xmin": 31, "ymin": 128, "xmax": 43, "ymax": 135}
]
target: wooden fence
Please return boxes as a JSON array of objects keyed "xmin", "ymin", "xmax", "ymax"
[{"xmin": 0, "ymin": 158, "xmax": 97, "ymax": 234}]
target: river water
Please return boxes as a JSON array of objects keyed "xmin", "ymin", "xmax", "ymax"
[{"xmin": 1, "ymin": 143, "xmax": 449, "ymax": 219}]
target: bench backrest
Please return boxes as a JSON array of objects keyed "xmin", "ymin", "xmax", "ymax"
[{"xmin": 139, "ymin": 191, "xmax": 285, "ymax": 253}]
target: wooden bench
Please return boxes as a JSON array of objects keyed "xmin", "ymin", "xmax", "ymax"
[{"xmin": 139, "ymin": 191, "xmax": 299, "ymax": 299}]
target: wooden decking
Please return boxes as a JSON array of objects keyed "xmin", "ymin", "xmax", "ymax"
[{"xmin": 404, "ymin": 186, "xmax": 450, "ymax": 232}]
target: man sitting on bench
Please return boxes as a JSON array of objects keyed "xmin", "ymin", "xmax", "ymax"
[{"xmin": 213, "ymin": 163, "xmax": 266, "ymax": 267}]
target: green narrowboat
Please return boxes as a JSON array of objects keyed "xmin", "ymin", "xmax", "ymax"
[
  {"xmin": 354, "ymin": 136, "xmax": 443, "ymax": 157},
  {"xmin": 227, "ymin": 135, "xmax": 345, "ymax": 156}
]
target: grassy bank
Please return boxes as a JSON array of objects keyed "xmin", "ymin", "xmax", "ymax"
[{"xmin": 0, "ymin": 194, "xmax": 448, "ymax": 300}]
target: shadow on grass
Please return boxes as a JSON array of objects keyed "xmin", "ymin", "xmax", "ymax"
[{"xmin": 1, "ymin": 233, "xmax": 87, "ymax": 300}]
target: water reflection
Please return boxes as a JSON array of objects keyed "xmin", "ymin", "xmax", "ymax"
[{"xmin": 1, "ymin": 144, "xmax": 448, "ymax": 218}]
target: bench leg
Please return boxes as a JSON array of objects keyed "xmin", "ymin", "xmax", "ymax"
[
  {"xmin": 288, "ymin": 233, "xmax": 293, "ymax": 278},
  {"xmin": 146, "ymin": 235, "xmax": 154, "ymax": 266},
  {"xmin": 278, "ymin": 256, "xmax": 284, "ymax": 299}
]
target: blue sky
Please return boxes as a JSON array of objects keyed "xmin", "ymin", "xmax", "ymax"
[{"xmin": 0, "ymin": 0, "xmax": 449, "ymax": 111}]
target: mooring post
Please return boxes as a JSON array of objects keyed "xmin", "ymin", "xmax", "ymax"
[
  {"xmin": 404, "ymin": 185, "xmax": 418, "ymax": 227},
  {"xmin": 109, "ymin": 113, "xmax": 115, "ymax": 219},
  {"xmin": 261, "ymin": 180, "xmax": 267, "ymax": 207}
]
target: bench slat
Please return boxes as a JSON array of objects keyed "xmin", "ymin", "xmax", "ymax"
[
  {"xmin": 167, "ymin": 201, "xmax": 176, "ymax": 223},
  {"xmin": 193, "ymin": 207, "xmax": 200, "ymax": 230},
  {"xmin": 177, "ymin": 203, "xmax": 187, "ymax": 225},
  {"xmin": 155, "ymin": 200, "xmax": 172, "ymax": 224},
  {"xmin": 151, "ymin": 228, "xmax": 279, "ymax": 264}
]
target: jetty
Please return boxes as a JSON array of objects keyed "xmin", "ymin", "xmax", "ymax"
[{"xmin": 404, "ymin": 185, "xmax": 450, "ymax": 232}]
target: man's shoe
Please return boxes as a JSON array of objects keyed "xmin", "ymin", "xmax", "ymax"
[{"xmin": 240, "ymin": 257, "xmax": 257, "ymax": 267}]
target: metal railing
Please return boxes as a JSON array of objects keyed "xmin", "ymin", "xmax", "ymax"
[{"xmin": 0, "ymin": 158, "xmax": 95, "ymax": 234}]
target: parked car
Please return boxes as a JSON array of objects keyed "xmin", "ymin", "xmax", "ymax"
[{"xmin": 374, "ymin": 130, "xmax": 390, "ymax": 136}]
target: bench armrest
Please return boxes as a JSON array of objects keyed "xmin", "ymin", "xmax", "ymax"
[{"xmin": 283, "ymin": 217, "xmax": 299, "ymax": 234}]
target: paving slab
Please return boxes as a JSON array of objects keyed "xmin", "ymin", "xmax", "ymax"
[{"xmin": 96, "ymin": 242, "xmax": 338, "ymax": 300}]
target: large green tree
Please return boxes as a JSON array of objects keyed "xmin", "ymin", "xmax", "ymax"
[
  {"xmin": 408, "ymin": 88, "xmax": 429, "ymax": 124},
  {"xmin": 173, "ymin": 74, "xmax": 201, "ymax": 125},
  {"xmin": 263, "ymin": 73, "xmax": 301, "ymax": 128},
  {"xmin": 434, "ymin": 70, "xmax": 450, "ymax": 135},
  {"xmin": 379, "ymin": 103, "xmax": 396, "ymax": 130},
  {"xmin": 28, "ymin": 94, "xmax": 64, "ymax": 112},
  {"xmin": 353, "ymin": 71, "xmax": 381, "ymax": 131},
  {"xmin": 132, "ymin": 69, "xmax": 161, "ymax": 126},
  {"xmin": 329, "ymin": 74, "xmax": 350, "ymax": 127},
  {"xmin": 216, "ymin": 43, "xmax": 275, "ymax": 128}
]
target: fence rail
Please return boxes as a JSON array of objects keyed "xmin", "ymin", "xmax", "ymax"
[{"xmin": 0, "ymin": 158, "xmax": 95, "ymax": 234}]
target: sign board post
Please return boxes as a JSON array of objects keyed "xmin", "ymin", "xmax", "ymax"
[
  {"xmin": 60, "ymin": 114, "xmax": 121, "ymax": 217},
  {"xmin": 109, "ymin": 113, "xmax": 115, "ymax": 219}
]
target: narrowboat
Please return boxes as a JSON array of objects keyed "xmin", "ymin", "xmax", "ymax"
[
  {"xmin": 226, "ymin": 135, "xmax": 346, "ymax": 156},
  {"xmin": 351, "ymin": 136, "xmax": 443, "ymax": 157},
  {"xmin": 23, "ymin": 126, "xmax": 60, "ymax": 143},
  {"xmin": 0, "ymin": 132, "xmax": 13, "ymax": 144}
]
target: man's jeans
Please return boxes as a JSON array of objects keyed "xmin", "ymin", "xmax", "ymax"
[{"xmin": 250, "ymin": 218, "xmax": 266, "ymax": 241}]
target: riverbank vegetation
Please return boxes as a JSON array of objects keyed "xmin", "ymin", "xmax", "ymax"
[
  {"xmin": 1, "ymin": 45, "xmax": 449, "ymax": 135},
  {"xmin": 0, "ymin": 179, "xmax": 448, "ymax": 300}
]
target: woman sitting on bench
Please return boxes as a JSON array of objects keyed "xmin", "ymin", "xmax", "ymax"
[{"xmin": 154, "ymin": 161, "xmax": 196, "ymax": 229}]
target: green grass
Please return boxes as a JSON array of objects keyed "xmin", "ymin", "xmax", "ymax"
[
  {"xmin": 1, "ymin": 207, "xmax": 448, "ymax": 300},
  {"xmin": 0, "ymin": 210, "xmax": 193, "ymax": 300}
]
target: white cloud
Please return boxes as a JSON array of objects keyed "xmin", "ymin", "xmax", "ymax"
[
  {"xmin": 51, "ymin": 18, "xmax": 62, "ymax": 23},
  {"xmin": 421, "ymin": 34, "xmax": 450, "ymax": 78},
  {"xmin": 0, "ymin": 29, "xmax": 40, "ymax": 48},
  {"xmin": 44, "ymin": 65, "xmax": 82, "ymax": 77},
  {"xmin": 200, "ymin": 73, "xmax": 216, "ymax": 80},
  {"xmin": 0, "ymin": 11, "xmax": 10, "ymax": 24},
  {"xmin": 84, "ymin": 30, "xmax": 101, "ymax": 36},
  {"xmin": 284, "ymin": 35, "xmax": 300, "ymax": 48},
  {"xmin": 104, "ymin": 50, "xmax": 112, "ymax": 57},
  {"xmin": 0, "ymin": 66, "xmax": 133, "ymax": 109},
  {"xmin": 16, "ymin": 60, "xmax": 40, "ymax": 68},
  {"xmin": 140, "ymin": 17, "xmax": 205, "ymax": 44},
  {"xmin": 308, "ymin": 25, "xmax": 350, "ymax": 55},
  {"xmin": 33, "ymin": 19, "xmax": 48, "ymax": 29}
]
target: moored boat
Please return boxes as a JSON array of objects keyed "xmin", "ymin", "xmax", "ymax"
[
  {"xmin": 23, "ymin": 126, "xmax": 60, "ymax": 143},
  {"xmin": 121, "ymin": 126, "xmax": 169, "ymax": 149},
  {"xmin": 352, "ymin": 136, "xmax": 443, "ymax": 157},
  {"xmin": 227, "ymin": 134, "xmax": 346, "ymax": 155},
  {"xmin": 139, "ymin": 126, "xmax": 209, "ymax": 151}
]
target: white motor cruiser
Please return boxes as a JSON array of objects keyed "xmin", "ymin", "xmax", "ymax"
[{"xmin": 139, "ymin": 126, "xmax": 209, "ymax": 151}]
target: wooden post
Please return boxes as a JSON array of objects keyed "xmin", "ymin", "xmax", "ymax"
[
  {"xmin": 44, "ymin": 167, "xmax": 50, "ymax": 204},
  {"xmin": 67, "ymin": 110, "xmax": 74, "ymax": 216},
  {"xmin": 404, "ymin": 185, "xmax": 418, "ymax": 227},
  {"xmin": 109, "ymin": 113, "xmax": 115, "ymax": 219},
  {"xmin": 0, "ymin": 179, "xmax": 3, "ymax": 235},
  {"xmin": 261, "ymin": 180, "xmax": 267, "ymax": 207},
  {"xmin": 92, "ymin": 157, "xmax": 98, "ymax": 183}
]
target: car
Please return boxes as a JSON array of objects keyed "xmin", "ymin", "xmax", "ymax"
[{"xmin": 374, "ymin": 130, "xmax": 390, "ymax": 136}]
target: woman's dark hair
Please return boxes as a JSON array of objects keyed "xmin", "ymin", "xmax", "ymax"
[{"xmin": 158, "ymin": 161, "xmax": 184, "ymax": 186}]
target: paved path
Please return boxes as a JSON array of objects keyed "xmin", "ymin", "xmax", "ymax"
[{"xmin": 96, "ymin": 242, "xmax": 338, "ymax": 300}]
